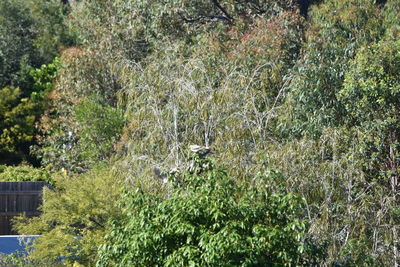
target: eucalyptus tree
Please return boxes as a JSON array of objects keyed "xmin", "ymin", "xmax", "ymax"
[{"xmin": 283, "ymin": 0, "xmax": 385, "ymax": 138}]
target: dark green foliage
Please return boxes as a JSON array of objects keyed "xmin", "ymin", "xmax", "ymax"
[
  {"xmin": 0, "ymin": 0, "xmax": 73, "ymax": 164},
  {"xmin": 97, "ymin": 156, "xmax": 319, "ymax": 266},
  {"xmin": 0, "ymin": 0, "xmax": 38, "ymax": 89},
  {"xmin": 29, "ymin": 0, "xmax": 76, "ymax": 63},
  {"xmin": 0, "ymin": 58, "xmax": 60, "ymax": 164},
  {"xmin": 0, "ymin": 0, "xmax": 71, "ymax": 90}
]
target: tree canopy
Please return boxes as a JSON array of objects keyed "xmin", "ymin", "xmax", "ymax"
[{"xmin": 1, "ymin": 0, "xmax": 400, "ymax": 266}]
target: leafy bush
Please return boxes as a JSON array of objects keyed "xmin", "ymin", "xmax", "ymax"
[
  {"xmin": 74, "ymin": 97, "xmax": 124, "ymax": 165},
  {"xmin": 97, "ymin": 155, "xmax": 320, "ymax": 266},
  {"xmin": 14, "ymin": 166, "xmax": 122, "ymax": 266},
  {"xmin": 34, "ymin": 47, "xmax": 125, "ymax": 173},
  {"xmin": 0, "ymin": 252, "xmax": 58, "ymax": 267},
  {"xmin": 0, "ymin": 58, "xmax": 60, "ymax": 165},
  {"xmin": 0, "ymin": 164, "xmax": 53, "ymax": 185}
]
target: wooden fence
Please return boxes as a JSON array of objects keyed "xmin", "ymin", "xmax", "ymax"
[{"xmin": 0, "ymin": 182, "xmax": 50, "ymax": 235}]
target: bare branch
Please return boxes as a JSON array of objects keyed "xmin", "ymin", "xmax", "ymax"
[
  {"xmin": 211, "ymin": 0, "xmax": 234, "ymax": 21},
  {"xmin": 179, "ymin": 11, "xmax": 233, "ymax": 24}
]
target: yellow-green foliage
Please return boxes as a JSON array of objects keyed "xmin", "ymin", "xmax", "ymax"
[
  {"xmin": 383, "ymin": 0, "xmax": 400, "ymax": 30},
  {"xmin": 0, "ymin": 58, "xmax": 60, "ymax": 164},
  {"xmin": 0, "ymin": 87, "xmax": 38, "ymax": 158},
  {"xmin": 0, "ymin": 164, "xmax": 53, "ymax": 185},
  {"xmin": 14, "ymin": 167, "xmax": 122, "ymax": 266}
]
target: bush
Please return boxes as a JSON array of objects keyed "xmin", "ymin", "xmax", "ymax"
[
  {"xmin": 0, "ymin": 164, "xmax": 53, "ymax": 186},
  {"xmin": 97, "ymin": 155, "xmax": 320, "ymax": 266},
  {"xmin": 0, "ymin": 58, "xmax": 60, "ymax": 165},
  {"xmin": 75, "ymin": 97, "xmax": 124, "ymax": 165},
  {"xmin": 0, "ymin": 252, "xmax": 58, "ymax": 267},
  {"xmin": 34, "ymin": 47, "xmax": 124, "ymax": 173},
  {"xmin": 14, "ymin": 166, "xmax": 122, "ymax": 266}
]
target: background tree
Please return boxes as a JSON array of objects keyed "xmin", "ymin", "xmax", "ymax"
[
  {"xmin": 338, "ymin": 31, "xmax": 400, "ymax": 264},
  {"xmin": 282, "ymin": 0, "xmax": 384, "ymax": 137},
  {"xmin": 0, "ymin": 0, "xmax": 73, "ymax": 165}
]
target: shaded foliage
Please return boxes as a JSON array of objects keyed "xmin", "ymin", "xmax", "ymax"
[
  {"xmin": 0, "ymin": 58, "xmax": 60, "ymax": 165},
  {"xmin": 0, "ymin": 0, "xmax": 73, "ymax": 164}
]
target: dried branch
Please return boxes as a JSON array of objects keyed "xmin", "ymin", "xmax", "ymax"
[
  {"xmin": 179, "ymin": 11, "xmax": 233, "ymax": 24},
  {"xmin": 211, "ymin": 0, "xmax": 234, "ymax": 21}
]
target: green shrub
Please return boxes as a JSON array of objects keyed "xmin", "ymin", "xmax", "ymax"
[
  {"xmin": 97, "ymin": 155, "xmax": 320, "ymax": 266},
  {"xmin": 0, "ymin": 164, "xmax": 53, "ymax": 186},
  {"xmin": 75, "ymin": 97, "xmax": 125, "ymax": 165},
  {"xmin": 14, "ymin": 166, "xmax": 122, "ymax": 266},
  {"xmin": 0, "ymin": 58, "xmax": 60, "ymax": 164},
  {"xmin": 0, "ymin": 252, "xmax": 58, "ymax": 267}
]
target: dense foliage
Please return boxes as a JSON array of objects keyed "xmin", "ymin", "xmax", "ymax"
[
  {"xmin": 1, "ymin": 0, "xmax": 399, "ymax": 265},
  {"xmin": 0, "ymin": 164, "xmax": 53, "ymax": 185},
  {"xmin": 0, "ymin": 0, "xmax": 70, "ymax": 164},
  {"xmin": 0, "ymin": 59, "xmax": 60, "ymax": 164},
  {"xmin": 14, "ymin": 167, "xmax": 121, "ymax": 266},
  {"xmin": 98, "ymin": 156, "xmax": 320, "ymax": 266}
]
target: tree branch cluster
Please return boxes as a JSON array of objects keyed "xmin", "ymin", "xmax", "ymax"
[{"xmin": 178, "ymin": 0, "xmax": 269, "ymax": 25}]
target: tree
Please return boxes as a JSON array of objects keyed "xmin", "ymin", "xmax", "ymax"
[
  {"xmin": 338, "ymin": 32, "xmax": 400, "ymax": 265},
  {"xmin": 0, "ymin": 0, "xmax": 73, "ymax": 164},
  {"xmin": 33, "ymin": 48, "xmax": 124, "ymax": 173},
  {"xmin": 0, "ymin": 0, "xmax": 38, "ymax": 89},
  {"xmin": 283, "ymin": 0, "xmax": 385, "ymax": 138},
  {"xmin": 14, "ymin": 167, "xmax": 122, "ymax": 266},
  {"xmin": 0, "ymin": 58, "xmax": 60, "ymax": 165},
  {"xmin": 29, "ymin": 0, "xmax": 76, "ymax": 63},
  {"xmin": 0, "ymin": 0, "xmax": 72, "ymax": 90},
  {"xmin": 97, "ymin": 155, "xmax": 320, "ymax": 266}
]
